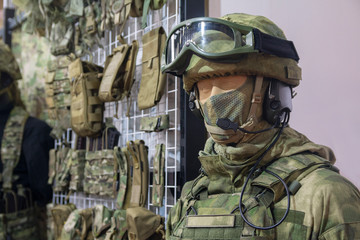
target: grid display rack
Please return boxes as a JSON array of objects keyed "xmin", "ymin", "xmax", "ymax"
[{"xmin": 53, "ymin": 0, "xmax": 181, "ymax": 219}]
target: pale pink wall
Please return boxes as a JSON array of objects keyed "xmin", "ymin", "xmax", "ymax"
[{"xmin": 208, "ymin": 0, "xmax": 360, "ymax": 188}]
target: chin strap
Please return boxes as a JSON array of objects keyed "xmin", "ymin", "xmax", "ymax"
[{"xmin": 203, "ymin": 76, "xmax": 264, "ymax": 144}]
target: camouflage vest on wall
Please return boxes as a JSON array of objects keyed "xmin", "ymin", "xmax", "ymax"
[
  {"xmin": 0, "ymin": 107, "xmax": 39, "ymax": 240},
  {"xmin": 166, "ymin": 153, "xmax": 334, "ymax": 240}
]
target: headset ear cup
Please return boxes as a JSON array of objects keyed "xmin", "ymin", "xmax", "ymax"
[{"xmin": 264, "ymin": 80, "xmax": 292, "ymax": 125}]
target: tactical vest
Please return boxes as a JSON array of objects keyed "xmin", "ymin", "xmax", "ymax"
[
  {"xmin": 0, "ymin": 107, "xmax": 39, "ymax": 240},
  {"xmin": 167, "ymin": 153, "xmax": 336, "ymax": 240}
]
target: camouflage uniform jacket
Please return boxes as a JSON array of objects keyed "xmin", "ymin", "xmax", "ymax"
[{"xmin": 166, "ymin": 127, "xmax": 360, "ymax": 240}]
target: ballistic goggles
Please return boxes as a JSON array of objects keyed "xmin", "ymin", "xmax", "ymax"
[{"xmin": 161, "ymin": 17, "xmax": 299, "ymax": 76}]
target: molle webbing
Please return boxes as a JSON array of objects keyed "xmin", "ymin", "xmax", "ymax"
[
  {"xmin": 45, "ymin": 56, "xmax": 73, "ymax": 138},
  {"xmin": 53, "ymin": 147, "xmax": 71, "ymax": 192},
  {"xmin": 68, "ymin": 149, "xmax": 86, "ymax": 192},
  {"xmin": 137, "ymin": 26, "xmax": 167, "ymax": 110},
  {"xmin": 0, "ymin": 107, "xmax": 28, "ymax": 189},
  {"xmin": 152, "ymin": 143, "xmax": 165, "ymax": 207},
  {"xmin": 127, "ymin": 140, "xmax": 149, "ymax": 207},
  {"xmin": 69, "ymin": 58, "xmax": 104, "ymax": 137},
  {"xmin": 99, "ymin": 44, "xmax": 131, "ymax": 102}
]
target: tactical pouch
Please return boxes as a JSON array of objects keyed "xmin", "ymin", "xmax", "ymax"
[
  {"xmin": 69, "ymin": 58, "xmax": 104, "ymax": 137},
  {"xmin": 51, "ymin": 203, "xmax": 77, "ymax": 240},
  {"xmin": 139, "ymin": 114, "xmax": 169, "ymax": 132},
  {"xmin": 152, "ymin": 143, "xmax": 165, "ymax": 207},
  {"xmin": 53, "ymin": 147, "xmax": 71, "ymax": 192},
  {"xmin": 126, "ymin": 207, "xmax": 165, "ymax": 240},
  {"xmin": 50, "ymin": 20, "xmax": 74, "ymax": 56},
  {"xmin": 61, "ymin": 208, "xmax": 93, "ymax": 240},
  {"xmin": 126, "ymin": 140, "xmax": 149, "ymax": 207},
  {"xmin": 45, "ymin": 71, "xmax": 56, "ymax": 119},
  {"xmin": 99, "ymin": 44, "xmax": 131, "ymax": 102},
  {"xmin": 85, "ymin": 4, "xmax": 97, "ymax": 34},
  {"xmin": 92, "ymin": 205, "xmax": 114, "ymax": 239},
  {"xmin": 130, "ymin": 0, "xmax": 144, "ymax": 17},
  {"xmin": 137, "ymin": 27, "xmax": 167, "ymax": 110}
]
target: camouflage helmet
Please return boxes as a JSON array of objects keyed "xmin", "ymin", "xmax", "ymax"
[
  {"xmin": 0, "ymin": 41, "xmax": 22, "ymax": 82},
  {"xmin": 183, "ymin": 13, "xmax": 302, "ymax": 92}
]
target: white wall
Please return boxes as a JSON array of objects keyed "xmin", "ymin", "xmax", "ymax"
[{"xmin": 208, "ymin": 0, "xmax": 360, "ymax": 189}]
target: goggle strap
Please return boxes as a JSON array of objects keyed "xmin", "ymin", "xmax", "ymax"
[
  {"xmin": 253, "ymin": 28, "xmax": 299, "ymax": 62},
  {"xmin": 246, "ymin": 76, "xmax": 264, "ymax": 127}
]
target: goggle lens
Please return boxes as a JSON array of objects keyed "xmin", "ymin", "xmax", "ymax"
[{"xmin": 166, "ymin": 21, "xmax": 240, "ymax": 65}]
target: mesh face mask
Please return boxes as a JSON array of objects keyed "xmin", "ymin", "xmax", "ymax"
[{"xmin": 199, "ymin": 79, "xmax": 254, "ymax": 144}]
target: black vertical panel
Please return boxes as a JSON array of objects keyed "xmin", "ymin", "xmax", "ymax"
[
  {"xmin": 179, "ymin": 0, "xmax": 207, "ymax": 188},
  {"xmin": 3, "ymin": 8, "xmax": 15, "ymax": 47}
]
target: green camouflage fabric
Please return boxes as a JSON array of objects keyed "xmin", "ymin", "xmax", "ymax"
[
  {"xmin": 116, "ymin": 147, "xmax": 128, "ymax": 210},
  {"xmin": 152, "ymin": 143, "xmax": 165, "ymax": 207},
  {"xmin": 183, "ymin": 13, "xmax": 302, "ymax": 93},
  {"xmin": 139, "ymin": 115, "xmax": 169, "ymax": 132},
  {"xmin": 105, "ymin": 209, "xmax": 128, "ymax": 240},
  {"xmin": 0, "ymin": 207, "xmax": 39, "ymax": 240},
  {"xmin": 0, "ymin": 39, "xmax": 22, "ymax": 81},
  {"xmin": 46, "ymin": 203, "xmax": 55, "ymax": 240},
  {"xmin": 45, "ymin": 55, "xmax": 73, "ymax": 136},
  {"xmin": 69, "ymin": 149, "xmax": 86, "ymax": 192},
  {"xmin": 92, "ymin": 205, "xmax": 114, "ymax": 239},
  {"xmin": 166, "ymin": 126, "xmax": 360, "ymax": 239},
  {"xmin": 84, "ymin": 149, "xmax": 119, "ymax": 197},
  {"xmin": 0, "ymin": 106, "xmax": 39, "ymax": 240},
  {"xmin": 12, "ymin": 27, "xmax": 53, "ymax": 123},
  {"xmin": 0, "ymin": 106, "xmax": 28, "ymax": 189},
  {"xmin": 53, "ymin": 147, "xmax": 71, "ymax": 192},
  {"xmin": 48, "ymin": 149, "xmax": 57, "ymax": 185},
  {"xmin": 61, "ymin": 208, "xmax": 93, "ymax": 240}
]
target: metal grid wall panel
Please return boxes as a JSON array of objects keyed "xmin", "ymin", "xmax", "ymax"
[{"xmin": 54, "ymin": 0, "xmax": 180, "ymax": 219}]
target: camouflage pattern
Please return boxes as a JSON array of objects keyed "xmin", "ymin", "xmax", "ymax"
[
  {"xmin": 48, "ymin": 149, "xmax": 57, "ymax": 185},
  {"xmin": 46, "ymin": 203, "xmax": 55, "ymax": 240},
  {"xmin": 116, "ymin": 147, "xmax": 128, "ymax": 210},
  {"xmin": 12, "ymin": 27, "xmax": 53, "ymax": 123},
  {"xmin": 0, "ymin": 106, "xmax": 29, "ymax": 189},
  {"xmin": 84, "ymin": 150, "xmax": 118, "ymax": 197},
  {"xmin": 92, "ymin": 205, "xmax": 113, "ymax": 239},
  {"xmin": 0, "ymin": 40, "xmax": 22, "ymax": 81},
  {"xmin": 0, "ymin": 107, "xmax": 39, "ymax": 240},
  {"xmin": 139, "ymin": 114, "xmax": 169, "ymax": 132},
  {"xmin": 0, "ymin": 207, "xmax": 39, "ymax": 240},
  {"xmin": 69, "ymin": 149, "xmax": 86, "ymax": 192},
  {"xmin": 105, "ymin": 209, "xmax": 128, "ymax": 240},
  {"xmin": 152, "ymin": 143, "xmax": 165, "ymax": 207},
  {"xmin": 50, "ymin": 20, "xmax": 74, "ymax": 56},
  {"xmin": 182, "ymin": 13, "xmax": 302, "ymax": 93},
  {"xmin": 166, "ymin": 130, "xmax": 360, "ymax": 239},
  {"xmin": 45, "ymin": 55, "xmax": 72, "ymax": 133},
  {"xmin": 53, "ymin": 147, "xmax": 71, "ymax": 192},
  {"xmin": 61, "ymin": 208, "xmax": 93, "ymax": 240},
  {"xmin": 51, "ymin": 203, "xmax": 77, "ymax": 240}
]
